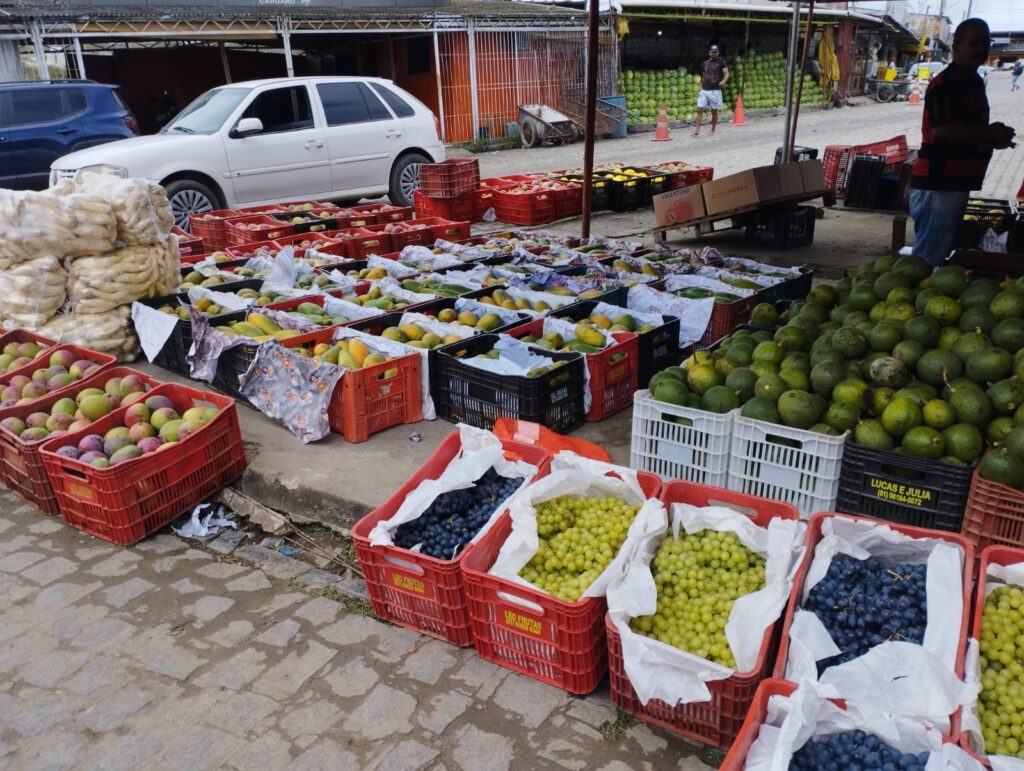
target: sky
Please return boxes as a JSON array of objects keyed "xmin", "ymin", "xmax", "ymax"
[{"xmin": 851, "ymin": 0, "xmax": 1022, "ymax": 31}]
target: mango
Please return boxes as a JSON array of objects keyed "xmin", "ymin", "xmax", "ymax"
[
  {"xmin": 575, "ymin": 323, "xmax": 606, "ymax": 348},
  {"xmin": 247, "ymin": 313, "xmax": 281, "ymax": 335},
  {"xmin": 437, "ymin": 308, "xmax": 457, "ymax": 323},
  {"xmin": 381, "ymin": 327, "xmax": 407, "ymax": 343},
  {"xmin": 477, "ymin": 313, "xmax": 502, "ymax": 332},
  {"xmin": 457, "ymin": 311, "xmax": 479, "ymax": 327},
  {"xmin": 348, "ymin": 338, "xmax": 370, "ymax": 366},
  {"xmin": 363, "ymin": 352, "xmax": 386, "ymax": 367},
  {"xmin": 399, "ymin": 324, "xmax": 425, "ymax": 342}
]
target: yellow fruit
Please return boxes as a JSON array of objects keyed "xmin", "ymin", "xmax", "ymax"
[
  {"xmin": 421, "ymin": 333, "xmax": 443, "ymax": 349},
  {"xmin": 399, "ymin": 323, "xmax": 425, "ymax": 341},
  {"xmin": 534, "ymin": 301, "xmax": 551, "ymax": 312},
  {"xmin": 194, "ymin": 298, "xmax": 213, "ymax": 312},
  {"xmin": 443, "ymin": 335, "xmax": 462, "ymax": 345},
  {"xmin": 363, "ymin": 352, "xmax": 386, "ymax": 367},
  {"xmin": 321, "ymin": 345, "xmax": 341, "ymax": 365},
  {"xmin": 337, "ymin": 351, "xmax": 360, "ymax": 370},
  {"xmin": 405, "ymin": 340, "xmax": 429, "ymax": 349},
  {"xmin": 438, "ymin": 308, "xmax": 457, "ymax": 323},
  {"xmin": 271, "ymin": 329, "xmax": 300, "ymax": 340},
  {"xmin": 230, "ymin": 322, "xmax": 265, "ymax": 338},
  {"xmin": 366, "ymin": 267, "xmax": 388, "ymax": 280},
  {"xmin": 575, "ymin": 323, "xmax": 606, "ymax": 348},
  {"xmin": 348, "ymin": 338, "xmax": 370, "ymax": 366},
  {"xmin": 381, "ymin": 327, "xmax": 407, "ymax": 343},
  {"xmin": 478, "ymin": 296, "xmax": 495, "ymax": 305},
  {"xmin": 457, "ymin": 311, "xmax": 479, "ymax": 327},
  {"xmin": 502, "ymin": 300, "xmax": 518, "ymax": 311},
  {"xmin": 477, "ymin": 313, "xmax": 502, "ymax": 332},
  {"xmin": 542, "ymin": 331, "xmax": 564, "ymax": 348},
  {"xmin": 591, "ymin": 314, "xmax": 613, "ymax": 329},
  {"xmin": 613, "ymin": 314, "xmax": 637, "ymax": 332}
]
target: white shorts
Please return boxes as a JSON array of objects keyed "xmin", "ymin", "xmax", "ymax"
[{"xmin": 697, "ymin": 90, "xmax": 724, "ymax": 110}]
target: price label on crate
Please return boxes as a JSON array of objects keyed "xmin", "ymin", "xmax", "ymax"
[
  {"xmin": 499, "ymin": 607, "xmax": 548, "ymax": 638},
  {"xmin": 384, "ymin": 567, "xmax": 434, "ymax": 598}
]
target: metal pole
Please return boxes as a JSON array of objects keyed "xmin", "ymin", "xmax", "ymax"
[
  {"xmin": 280, "ymin": 17, "xmax": 295, "ymax": 78},
  {"xmin": 514, "ymin": 31, "xmax": 522, "ymax": 110},
  {"xmin": 387, "ymin": 35, "xmax": 396, "ymax": 81},
  {"xmin": 30, "ymin": 20, "xmax": 50, "ymax": 80},
  {"xmin": 781, "ymin": 1, "xmax": 801, "ymax": 162},
  {"xmin": 73, "ymin": 34, "xmax": 86, "ymax": 79},
  {"xmin": 433, "ymin": 29, "xmax": 446, "ymax": 143},
  {"xmin": 789, "ymin": 0, "xmax": 815, "ymax": 154},
  {"xmin": 580, "ymin": 0, "xmax": 600, "ymax": 239},
  {"xmin": 467, "ymin": 20, "xmax": 480, "ymax": 140},
  {"xmin": 219, "ymin": 41, "xmax": 232, "ymax": 83}
]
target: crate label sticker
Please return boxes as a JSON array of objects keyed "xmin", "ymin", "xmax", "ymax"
[
  {"xmin": 500, "ymin": 609, "xmax": 545, "ymax": 637},
  {"xmin": 68, "ymin": 482, "xmax": 96, "ymax": 501},
  {"xmin": 5, "ymin": 451, "xmax": 26, "ymax": 473},
  {"xmin": 386, "ymin": 569, "xmax": 432, "ymax": 598},
  {"xmin": 550, "ymin": 386, "xmax": 569, "ymax": 405},
  {"xmin": 868, "ymin": 476, "xmax": 934, "ymax": 508}
]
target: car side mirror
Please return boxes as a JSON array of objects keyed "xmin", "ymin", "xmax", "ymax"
[{"xmin": 233, "ymin": 117, "xmax": 263, "ymax": 137}]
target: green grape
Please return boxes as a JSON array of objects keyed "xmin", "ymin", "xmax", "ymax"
[
  {"xmin": 519, "ymin": 495, "xmax": 639, "ymax": 602},
  {"xmin": 629, "ymin": 529, "xmax": 765, "ymax": 669},
  {"xmin": 979, "ymin": 585, "xmax": 1024, "ymax": 759}
]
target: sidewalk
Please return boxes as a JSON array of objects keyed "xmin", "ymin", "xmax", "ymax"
[{"xmin": 0, "ymin": 491, "xmax": 717, "ymax": 770}]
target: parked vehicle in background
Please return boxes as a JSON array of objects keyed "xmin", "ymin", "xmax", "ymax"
[
  {"xmin": 0, "ymin": 80, "xmax": 137, "ymax": 190},
  {"xmin": 51, "ymin": 76, "xmax": 446, "ymax": 228},
  {"xmin": 907, "ymin": 60, "xmax": 993, "ymax": 85}
]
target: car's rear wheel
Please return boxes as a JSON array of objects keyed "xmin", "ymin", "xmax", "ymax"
[
  {"xmin": 165, "ymin": 178, "xmax": 221, "ymax": 230},
  {"xmin": 389, "ymin": 153, "xmax": 430, "ymax": 208}
]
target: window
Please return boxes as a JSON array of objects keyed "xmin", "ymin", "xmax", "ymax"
[
  {"xmin": 165, "ymin": 87, "xmax": 249, "ymax": 135},
  {"xmin": 316, "ymin": 82, "xmax": 391, "ymax": 126},
  {"xmin": 239, "ymin": 86, "xmax": 313, "ymax": 134},
  {"xmin": 65, "ymin": 89, "xmax": 87, "ymax": 113},
  {"xmin": 370, "ymin": 83, "xmax": 415, "ymax": 118},
  {"xmin": 8, "ymin": 88, "xmax": 68, "ymax": 126}
]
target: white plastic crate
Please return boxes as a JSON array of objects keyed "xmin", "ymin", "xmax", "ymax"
[
  {"xmin": 630, "ymin": 390, "xmax": 733, "ymax": 489},
  {"xmin": 726, "ymin": 413, "xmax": 846, "ymax": 519}
]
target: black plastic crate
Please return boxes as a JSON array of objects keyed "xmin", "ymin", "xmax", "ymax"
[
  {"xmin": 780, "ymin": 267, "xmax": 814, "ymax": 302},
  {"xmin": 774, "ymin": 145, "xmax": 819, "ymax": 164},
  {"xmin": 434, "ymin": 333, "xmax": 585, "ymax": 432},
  {"xmin": 1009, "ymin": 214, "xmax": 1024, "ymax": 254},
  {"xmin": 843, "ymin": 153, "xmax": 886, "ymax": 209},
  {"xmin": 835, "ymin": 440, "xmax": 975, "ymax": 532},
  {"xmin": 270, "ymin": 211, "xmax": 339, "ymax": 234},
  {"xmin": 549, "ymin": 173, "xmax": 611, "ymax": 213},
  {"xmin": 744, "ymin": 205, "xmax": 816, "ymax": 250},
  {"xmin": 209, "ymin": 315, "xmax": 262, "ymax": 408},
  {"xmin": 550, "ymin": 298, "xmax": 680, "ymax": 387},
  {"xmin": 642, "ymin": 169, "xmax": 672, "ymax": 202},
  {"xmin": 599, "ymin": 174, "xmax": 648, "ymax": 212},
  {"xmin": 180, "ymin": 278, "xmax": 264, "ymax": 306},
  {"xmin": 873, "ymin": 173, "xmax": 901, "ymax": 211},
  {"xmin": 408, "ymin": 297, "xmax": 531, "ymax": 334},
  {"xmin": 133, "ymin": 295, "xmax": 246, "ymax": 380}
]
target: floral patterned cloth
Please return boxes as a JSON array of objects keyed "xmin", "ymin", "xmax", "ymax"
[{"xmin": 239, "ymin": 343, "xmax": 344, "ymax": 444}]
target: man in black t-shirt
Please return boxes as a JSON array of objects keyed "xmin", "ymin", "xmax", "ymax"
[{"xmin": 693, "ymin": 45, "xmax": 729, "ymax": 137}]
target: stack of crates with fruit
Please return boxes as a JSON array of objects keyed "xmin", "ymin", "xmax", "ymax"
[
  {"xmin": 352, "ymin": 427, "xmax": 549, "ymax": 645},
  {"xmin": 413, "ymin": 159, "xmax": 481, "ymax": 223},
  {"xmin": 605, "ymin": 481, "xmax": 803, "ymax": 749},
  {"xmin": 460, "ymin": 455, "xmax": 663, "ymax": 693}
]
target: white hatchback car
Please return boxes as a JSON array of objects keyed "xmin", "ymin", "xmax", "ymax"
[{"xmin": 51, "ymin": 76, "xmax": 446, "ymax": 227}]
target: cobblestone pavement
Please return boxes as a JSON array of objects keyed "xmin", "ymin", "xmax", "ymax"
[
  {"xmin": 0, "ymin": 492, "xmax": 717, "ymax": 771},
  {"xmin": 478, "ymin": 70, "xmax": 1024, "ymax": 200}
]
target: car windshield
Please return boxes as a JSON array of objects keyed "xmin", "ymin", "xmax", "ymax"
[{"xmin": 161, "ymin": 87, "xmax": 250, "ymax": 135}]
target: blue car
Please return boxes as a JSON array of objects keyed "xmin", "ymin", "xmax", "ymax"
[{"xmin": 0, "ymin": 80, "xmax": 137, "ymax": 190}]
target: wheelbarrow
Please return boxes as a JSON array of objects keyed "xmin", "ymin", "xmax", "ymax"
[
  {"xmin": 517, "ymin": 104, "xmax": 582, "ymax": 148},
  {"xmin": 865, "ymin": 77, "xmax": 912, "ymax": 103}
]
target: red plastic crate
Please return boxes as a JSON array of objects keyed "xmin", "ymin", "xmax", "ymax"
[
  {"xmin": 226, "ymin": 240, "xmax": 282, "ymax": 262},
  {"xmin": 504, "ymin": 318, "xmax": 639, "ymax": 422},
  {"xmin": 349, "ymin": 203, "xmax": 414, "ymax": 225},
  {"xmin": 824, "ymin": 135, "xmax": 909, "ymax": 197},
  {"xmin": 492, "ymin": 189, "xmax": 557, "ymax": 226},
  {"xmin": 279, "ymin": 328, "xmax": 422, "ymax": 442},
  {"xmin": 414, "ymin": 190, "xmax": 476, "ymax": 222},
  {"xmin": 273, "ymin": 232, "xmax": 337, "ymax": 254},
  {"xmin": 367, "ymin": 221, "xmax": 434, "ymax": 251},
  {"xmin": 696, "ymin": 295, "xmax": 756, "ymax": 349},
  {"xmin": 720, "ymin": 679, "xmax": 799, "ymax": 769},
  {"xmin": 773, "ymin": 512, "xmax": 973, "ymax": 686},
  {"xmin": 171, "ymin": 225, "xmax": 204, "ymax": 257},
  {"xmin": 409, "ymin": 217, "xmax": 471, "ymax": 243},
  {"xmin": 648, "ymin": 162, "xmax": 715, "ymax": 190},
  {"xmin": 39, "ymin": 383, "xmax": 247, "ymax": 546},
  {"xmin": 607, "ymin": 480, "xmax": 800, "ymax": 750},
  {"xmin": 418, "ymin": 158, "xmax": 481, "ymax": 198},
  {"xmin": 352, "ymin": 432, "xmax": 550, "ymax": 645},
  {"xmin": 459, "ymin": 468, "xmax": 662, "ymax": 693},
  {"xmin": 329, "ymin": 227, "xmax": 390, "ymax": 260},
  {"xmin": 551, "ymin": 183, "xmax": 583, "ymax": 220},
  {"xmin": 0, "ymin": 367, "xmax": 161, "ymax": 516},
  {"xmin": 187, "ymin": 210, "xmax": 234, "ymax": 250},
  {"xmin": 274, "ymin": 200, "xmax": 341, "ymax": 214},
  {"xmin": 960, "ymin": 544, "xmax": 1024, "ymax": 763},
  {"xmin": 0, "ymin": 328, "xmax": 55, "ymax": 359},
  {"xmin": 474, "ymin": 188, "xmax": 497, "ymax": 220},
  {"xmin": 960, "ymin": 468, "xmax": 1024, "ymax": 556},
  {"xmin": 224, "ymin": 214, "xmax": 294, "ymax": 247},
  {"xmin": 0, "ymin": 344, "xmax": 115, "ymax": 392}
]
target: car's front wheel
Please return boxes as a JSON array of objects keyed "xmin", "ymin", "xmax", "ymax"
[
  {"xmin": 164, "ymin": 178, "xmax": 221, "ymax": 230},
  {"xmin": 389, "ymin": 153, "xmax": 430, "ymax": 208}
]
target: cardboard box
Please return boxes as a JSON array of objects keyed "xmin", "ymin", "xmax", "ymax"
[
  {"xmin": 777, "ymin": 162, "xmax": 804, "ymax": 198},
  {"xmin": 702, "ymin": 166, "xmax": 783, "ymax": 216},
  {"xmin": 653, "ymin": 184, "xmax": 706, "ymax": 226},
  {"xmin": 799, "ymin": 159, "xmax": 827, "ymax": 193}
]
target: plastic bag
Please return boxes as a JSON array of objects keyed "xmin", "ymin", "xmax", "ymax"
[
  {"xmin": 627, "ymin": 283, "xmax": 714, "ymax": 348},
  {"xmin": 0, "ymin": 254, "xmax": 66, "ymax": 328},
  {"xmin": 76, "ymin": 173, "xmax": 174, "ymax": 246},
  {"xmin": 67, "ymin": 244, "xmax": 168, "ymax": 315},
  {"xmin": 606, "ymin": 505, "xmax": 804, "ymax": 706},
  {"xmin": 40, "ymin": 305, "xmax": 138, "ymax": 361}
]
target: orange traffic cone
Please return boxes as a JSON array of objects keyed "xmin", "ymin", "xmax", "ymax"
[
  {"xmin": 652, "ymin": 105, "xmax": 671, "ymax": 141},
  {"xmin": 733, "ymin": 94, "xmax": 747, "ymax": 126},
  {"xmin": 908, "ymin": 80, "xmax": 921, "ymax": 106}
]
